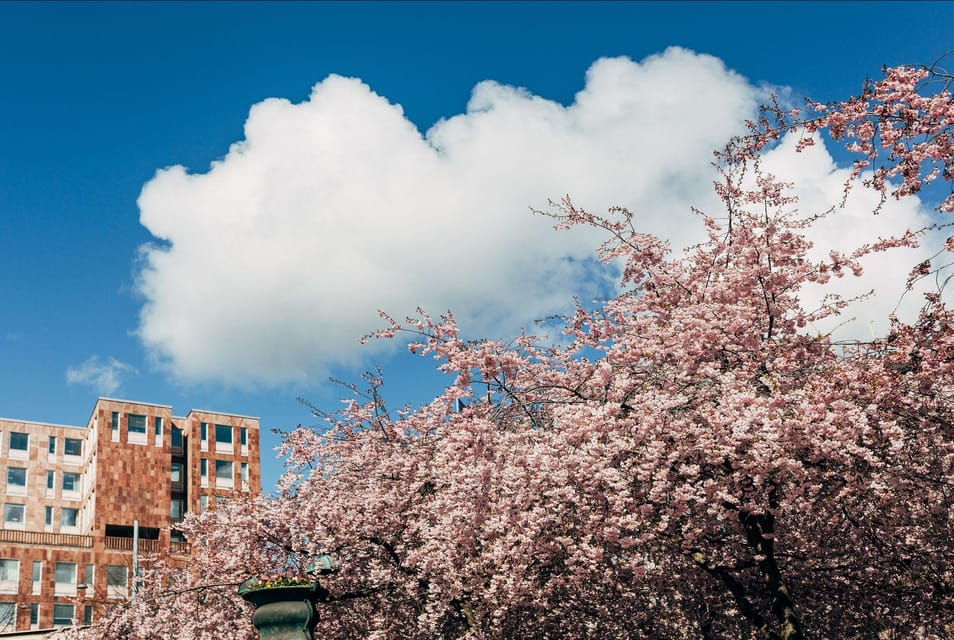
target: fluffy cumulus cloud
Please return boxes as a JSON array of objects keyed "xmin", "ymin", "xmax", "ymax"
[
  {"xmin": 135, "ymin": 47, "xmax": 939, "ymax": 387},
  {"xmin": 760, "ymin": 132, "xmax": 944, "ymax": 339},
  {"xmin": 66, "ymin": 356, "xmax": 138, "ymax": 396}
]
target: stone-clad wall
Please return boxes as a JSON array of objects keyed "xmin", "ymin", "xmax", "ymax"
[
  {"xmin": 88, "ymin": 399, "xmax": 176, "ymax": 537},
  {"xmin": 0, "ymin": 398, "xmax": 261, "ymax": 632}
]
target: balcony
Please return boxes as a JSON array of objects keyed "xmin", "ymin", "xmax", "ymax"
[
  {"xmin": 170, "ymin": 541, "xmax": 190, "ymax": 555},
  {"xmin": 104, "ymin": 537, "xmax": 161, "ymax": 553},
  {"xmin": 0, "ymin": 529, "xmax": 92, "ymax": 548}
]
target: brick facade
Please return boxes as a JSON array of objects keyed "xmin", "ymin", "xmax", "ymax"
[{"xmin": 0, "ymin": 398, "xmax": 260, "ymax": 633}]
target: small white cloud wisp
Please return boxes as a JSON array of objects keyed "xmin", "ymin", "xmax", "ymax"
[
  {"xmin": 66, "ymin": 356, "xmax": 138, "ymax": 396},
  {"xmin": 134, "ymin": 47, "xmax": 940, "ymax": 387}
]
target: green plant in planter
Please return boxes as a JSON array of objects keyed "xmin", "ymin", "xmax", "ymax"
[{"xmin": 242, "ymin": 576, "xmax": 315, "ymax": 590}]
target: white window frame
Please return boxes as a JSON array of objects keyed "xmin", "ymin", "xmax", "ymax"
[
  {"xmin": 52, "ymin": 602, "xmax": 74, "ymax": 627},
  {"xmin": 214, "ymin": 424, "xmax": 233, "ymax": 454},
  {"xmin": 60, "ymin": 507, "xmax": 80, "ymax": 531},
  {"xmin": 0, "ymin": 601, "xmax": 15, "ymax": 633},
  {"xmin": 6, "ymin": 467, "xmax": 27, "ymax": 496},
  {"xmin": 54, "ymin": 562, "xmax": 77, "ymax": 597},
  {"xmin": 127, "ymin": 414, "xmax": 147, "ymax": 445},
  {"xmin": 0, "ymin": 559, "xmax": 19, "ymax": 594},
  {"xmin": 7, "ymin": 432, "xmax": 28, "ymax": 460},
  {"xmin": 32, "ymin": 560, "xmax": 42, "ymax": 595},
  {"xmin": 62, "ymin": 472, "xmax": 81, "ymax": 500},
  {"xmin": 3, "ymin": 504, "xmax": 25, "ymax": 530},
  {"xmin": 106, "ymin": 565, "xmax": 128, "ymax": 600},
  {"xmin": 63, "ymin": 437, "xmax": 83, "ymax": 463},
  {"xmin": 214, "ymin": 460, "xmax": 234, "ymax": 490}
]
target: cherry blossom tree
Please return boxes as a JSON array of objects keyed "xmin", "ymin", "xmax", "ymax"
[{"xmin": 57, "ymin": 60, "xmax": 953, "ymax": 640}]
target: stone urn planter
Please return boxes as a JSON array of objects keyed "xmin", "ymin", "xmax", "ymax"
[{"xmin": 239, "ymin": 578, "xmax": 329, "ymax": 640}]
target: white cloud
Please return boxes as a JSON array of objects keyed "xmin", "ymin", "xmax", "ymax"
[
  {"xmin": 134, "ymin": 46, "xmax": 941, "ymax": 388},
  {"xmin": 135, "ymin": 47, "xmax": 764, "ymax": 386},
  {"xmin": 66, "ymin": 356, "xmax": 138, "ymax": 396},
  {"xmin": 759, "ymin": 131, "xmax": 945, "ymax": 339}
]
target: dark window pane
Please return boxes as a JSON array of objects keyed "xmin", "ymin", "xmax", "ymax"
[
  {"xmin": 64, "ymin": 438, "xmax": 82, "ymax": 456},
  {"xmin": 128, "ymin": 415, "xmax": 146, "ymax": 434}
]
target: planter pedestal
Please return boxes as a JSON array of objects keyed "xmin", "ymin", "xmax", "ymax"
[{"xmin": 239, "ymin": 581, "xmax": 329, "ymax": 640}]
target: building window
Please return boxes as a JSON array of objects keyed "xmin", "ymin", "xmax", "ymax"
[
  {"xmin": 62, "ymin": 472, "xmax": 80, "ymax": 493},
  {"xmin": 49, "ymin": 436, "xmax": 57, "ymax": 454},
  {"xmin": 154, "ymin": 417, "xmax": 162, "ymax": 435},
  {"xmin": 61, "ymin": 507, "xmax": 79, "ymax": 529},
  {"xmin": 85, "ymin": 563, "xmax": 94, "ymax": 589},
  {"xmin": 45, "ymin": 506, "xmax": 53, "ymax": 527},
  {"xmin": 3, "ymin": 504, "xmax": 24, "ymax": 528},
  {"xmin": 215, "ymin": 460, "xmax": 234, "ymax": 489},
  {"xmin": 127, "ymin": 414, "xmax": 147, "ymax": 444},
  {"xmin": 83, "ymin": 604, "xmax": 93, "ymax": 625},
  {"xmin": 52, "ymin": 603, "xmax": 74, "ymax": 627},
  {"xmin": 170, "ymin": 498, "xmax": 184, "ymax": 521},
  {"xmin": 111, "ymin": 411, "xmax": 120, "ymax": 442},
  {"xmin": 32, "ymin": 561, "xmax": 42, "ymax": 594},
  {"xmin": 199, "ymin": 495, "xmax": 208, "ymax": 513},
  {"xmin": 171, "ymin": 427, "xmax": 183, "ymax": 449},
  {"xmin": 64, "ymin": 438, "xmax": 82, "ymax": 457},
  {"xmin": 214, "ymin": 424, "xmax": 233, "ymax": 453},
  {"xmin": 47, "ymin": 470, "xmax": 55, "ymax": 491},
  {"xmin": 200, "ymin": 422, "xmax": 208, "ymax": 451},
  {"xmin": 8, "ymin": 432, "xmax": 28, "ymax": 458},
  {"xmin": 6, "ymin": 467, "xmax": 26, "ymax": 494},
  {"xmin": 106, "ymin": 565, "xmax": 127, "ymax": 599},
  {"xmin": 30, "ymin": 602, "xmax": 39, "ymax": 630},
  {"xmin": 170, "ymin": 463, "xmax": 183, "ymax": 491},
  {"xmin": 128, "ymin": 415, "xmax": 146, "ymax": 433},
  {"xmin": 0, "ymin": 601, "xmax": 14, "ymax": 632},
  {"xmin": 200, "ymin": 458, "xmax": 208, "ymax": 487},
  {"xmin": 241, "ymin": 462, "xmax": 249, "ymax": 491},
  {"xmin": 54, "ymin": 562, "xmax": 77, "ymax": 596},
  {"xmin": 0, "ymin": 560, "xmax": 18, "ymax": 593}
]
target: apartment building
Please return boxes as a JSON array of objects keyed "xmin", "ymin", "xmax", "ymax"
[{"xmin": 0, "ymin": 398, "xmax": 260, "ymax": 633}]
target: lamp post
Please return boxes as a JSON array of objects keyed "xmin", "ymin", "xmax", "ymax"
[{"xmin": 74, "ymin": 582, "xmax": 89, "ymax": 627}]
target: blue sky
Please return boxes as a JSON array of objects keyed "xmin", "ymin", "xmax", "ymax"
[{"xmin": 1, "ymin": 1, "xmax": 952, "ymax": 493}]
